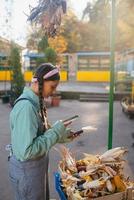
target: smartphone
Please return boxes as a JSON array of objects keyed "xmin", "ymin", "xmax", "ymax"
[
  {"xmin": 68, "ymin": 130, "xmax": 83, "ymax": 139},
  {"xmin": 63, "ymin": 115, "xmax": 79, "ymax": 123}
]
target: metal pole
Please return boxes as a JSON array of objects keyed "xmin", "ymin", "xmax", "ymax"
[
  {"xmin": 131, "ymin": 81, "xmax": 134, "ymax": 103},
  {"xmin": 108, "ymin": 0, "xmax": 116, "ymax": 149}
]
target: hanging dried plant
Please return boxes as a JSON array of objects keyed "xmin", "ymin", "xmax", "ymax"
[{"xmin": 27, "ymin": 0, "xmax": 67, "ymax": 38}]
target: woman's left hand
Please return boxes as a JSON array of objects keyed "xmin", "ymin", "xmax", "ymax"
[
  {"xmin": 68, "ymin": 131, "xmax": 81, "ymax": 139},
  {"xmin": 58, "ymin": 129, "xmax": 79, "ymax": 143}
]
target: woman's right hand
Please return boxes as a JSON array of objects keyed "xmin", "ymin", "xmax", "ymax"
[
  {"xmin": 59, "ymin": 119, "xmax": 72, "ymax": 127},
  {"xmin": 63, "ymin": 120, "xmax": 72, "ymax": 127}
]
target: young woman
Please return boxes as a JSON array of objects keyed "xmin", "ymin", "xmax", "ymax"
[{"xmin": 9, "ymin": 63, "xmax": 74, "ymax": 200}]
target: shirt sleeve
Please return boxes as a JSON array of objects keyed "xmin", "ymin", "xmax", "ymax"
[{"xmin": 11, "ymin": 102, "xmax": 66, "ymax": 161}]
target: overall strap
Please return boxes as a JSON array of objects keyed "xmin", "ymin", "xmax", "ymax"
[
  {"xmin": 14, "ymin": 97, "xmax": 44, "ymax": 135},
  {"xmin": 13, "ymin": 97, "xmax": 37, "ymax": 108}
]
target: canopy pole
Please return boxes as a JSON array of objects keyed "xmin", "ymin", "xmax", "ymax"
[{"xmin": 108, "ymin": 0, "xmax": 116, "ymax": 149}]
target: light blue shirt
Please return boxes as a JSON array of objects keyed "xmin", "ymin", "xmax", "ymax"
[{"xmin": 10, "ymin": 87, "xmax": 69, "ymax": 161}]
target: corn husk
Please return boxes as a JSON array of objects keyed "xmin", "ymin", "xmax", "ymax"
[{"xmin": 58, "ymin": 146, "xmax": 134, "ymax": 199}]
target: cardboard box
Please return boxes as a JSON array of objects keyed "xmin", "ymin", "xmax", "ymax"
[
  {"xmin": 127, "ymin": 187, "xmax": 134, "ymax": 200},
  {"xmin": 90, "ymin": 188, "xmax": 134, "ymax": 200},
  {"xmin": 90, "ymin": 192, "xmax": 126, "ymax": 200},
  {"xmin": 54, "ymin": 172, "xmax": 134, "ymax": 200}
]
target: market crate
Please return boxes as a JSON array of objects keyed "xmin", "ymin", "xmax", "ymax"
[
  {"xmin": 54, "ymin": 172, "xmax": 134, "ymax": 200},
  {"xmin": 54, "ymin": 172, "xmax": 66, "ymax": 200}
]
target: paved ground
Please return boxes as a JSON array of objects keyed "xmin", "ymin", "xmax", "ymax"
[
  {"xmin": 0, "ymin": 81, "xmax": 109, "ymax": 94},
  {"xmin": 57, "ymin": 82, "xmax": 109, "ymax": 93},
  {"xmin": 0, "ymin": 99, "xmax": 134, "ymax": 200}
]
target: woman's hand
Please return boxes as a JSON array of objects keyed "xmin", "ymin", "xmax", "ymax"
[
  {"xmin": 63, "ymin": 120, "xmax": 72, "ymax": 127},
  {"xmin": 67, "ymin": 131, "xmax": 81, "ymax": 139},
  {"xmin": 58, "ymin": 129, "xmax": 79, "ymax": 143}
]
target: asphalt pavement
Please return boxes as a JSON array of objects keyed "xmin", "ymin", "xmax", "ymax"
[
  {"xmin": 0, "ymin": 98, "xmax": 134, "ymax": 200},
  {"xmin": 0, "ymin": 81, "xmax": 109, "ymax": 94}
]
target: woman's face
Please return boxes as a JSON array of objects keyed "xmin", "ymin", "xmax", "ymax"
[{"xmin": 42, "ymin": 80, "xmax": 59, "ymax": 98}]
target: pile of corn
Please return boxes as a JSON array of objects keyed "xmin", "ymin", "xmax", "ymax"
[{"xmin": 58, "ymin": 146, "xmax": 134, "ymax": 200}]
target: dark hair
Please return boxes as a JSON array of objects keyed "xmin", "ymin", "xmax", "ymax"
[
  {"xmin": 34, "ymin": 63, "xmax": 60, "ymax": 81},
  {"xmin": 34, "ymin": 63, "xmax": 60, "ymax": 131}
]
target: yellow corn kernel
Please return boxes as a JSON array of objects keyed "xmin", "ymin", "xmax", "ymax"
[{"xmin": 113, "ymin": 175, "xmax": 126, "ymax": 192}]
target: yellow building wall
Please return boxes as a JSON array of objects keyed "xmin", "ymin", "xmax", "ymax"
[
  {"xmin": 24, "ymin": 71, "xmax": 68, "ymax": 82},
  {"xmin": 0, "ymin": 71, "xmax": 33, "ymax": 82},
  {"xmin": 24, "ymin": 71, "xmax": 33, "ymax": 82},
  {"xmin": 0, "ymin": 70, "xmax": 109, "ymax": 82},
  {"xmin": 0, "ymin": 70, "xmax": 68, "ymax": 82},
  {"xmin": 60, "ymin": 71, "xmax": 67, "ymax": 81},
  {"xmin": 0, "ymin": 71, "xmax": 11, "ymax": 81},
  {"xmin": 77, "ymin": 71, "xmax": 110, "ymax": 82}
]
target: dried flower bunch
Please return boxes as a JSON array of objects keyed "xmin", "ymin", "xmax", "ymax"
[{"xmin": 27, "ymin": 0, "xmax": 67, "ymax": 37}]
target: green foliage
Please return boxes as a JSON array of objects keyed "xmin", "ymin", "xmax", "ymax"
[
  {"xmin": 26, "ymin": 0, "xmax": 133, "ymax": 52},
  {"xmin": 38, "ymin": 36, "xmax": 49, "ymax": 52},
  {"xmin": 44, "ymin": 47, "xmax": 57, "ymax": 65},
  {"xmin": 9, "ymin": 44, "xmax": 25, "ymax": 105},
  {"xmin": 83, "ymin": 0, "xmax": 134, "ymax": 51},
  {"xmin": 83, "ymin": 0, "xmax": 110, "ymax": 23},
  {"xmin": 116, "ymin": 0, "xmax": 134, "ymax": 50},
  {"xmin": 61, "ymin": 11, "xmax": 81, "ymax": 52},
  {"xmin": 36, "ymin": 57, "xmax": 46, "ymax": 66}
]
